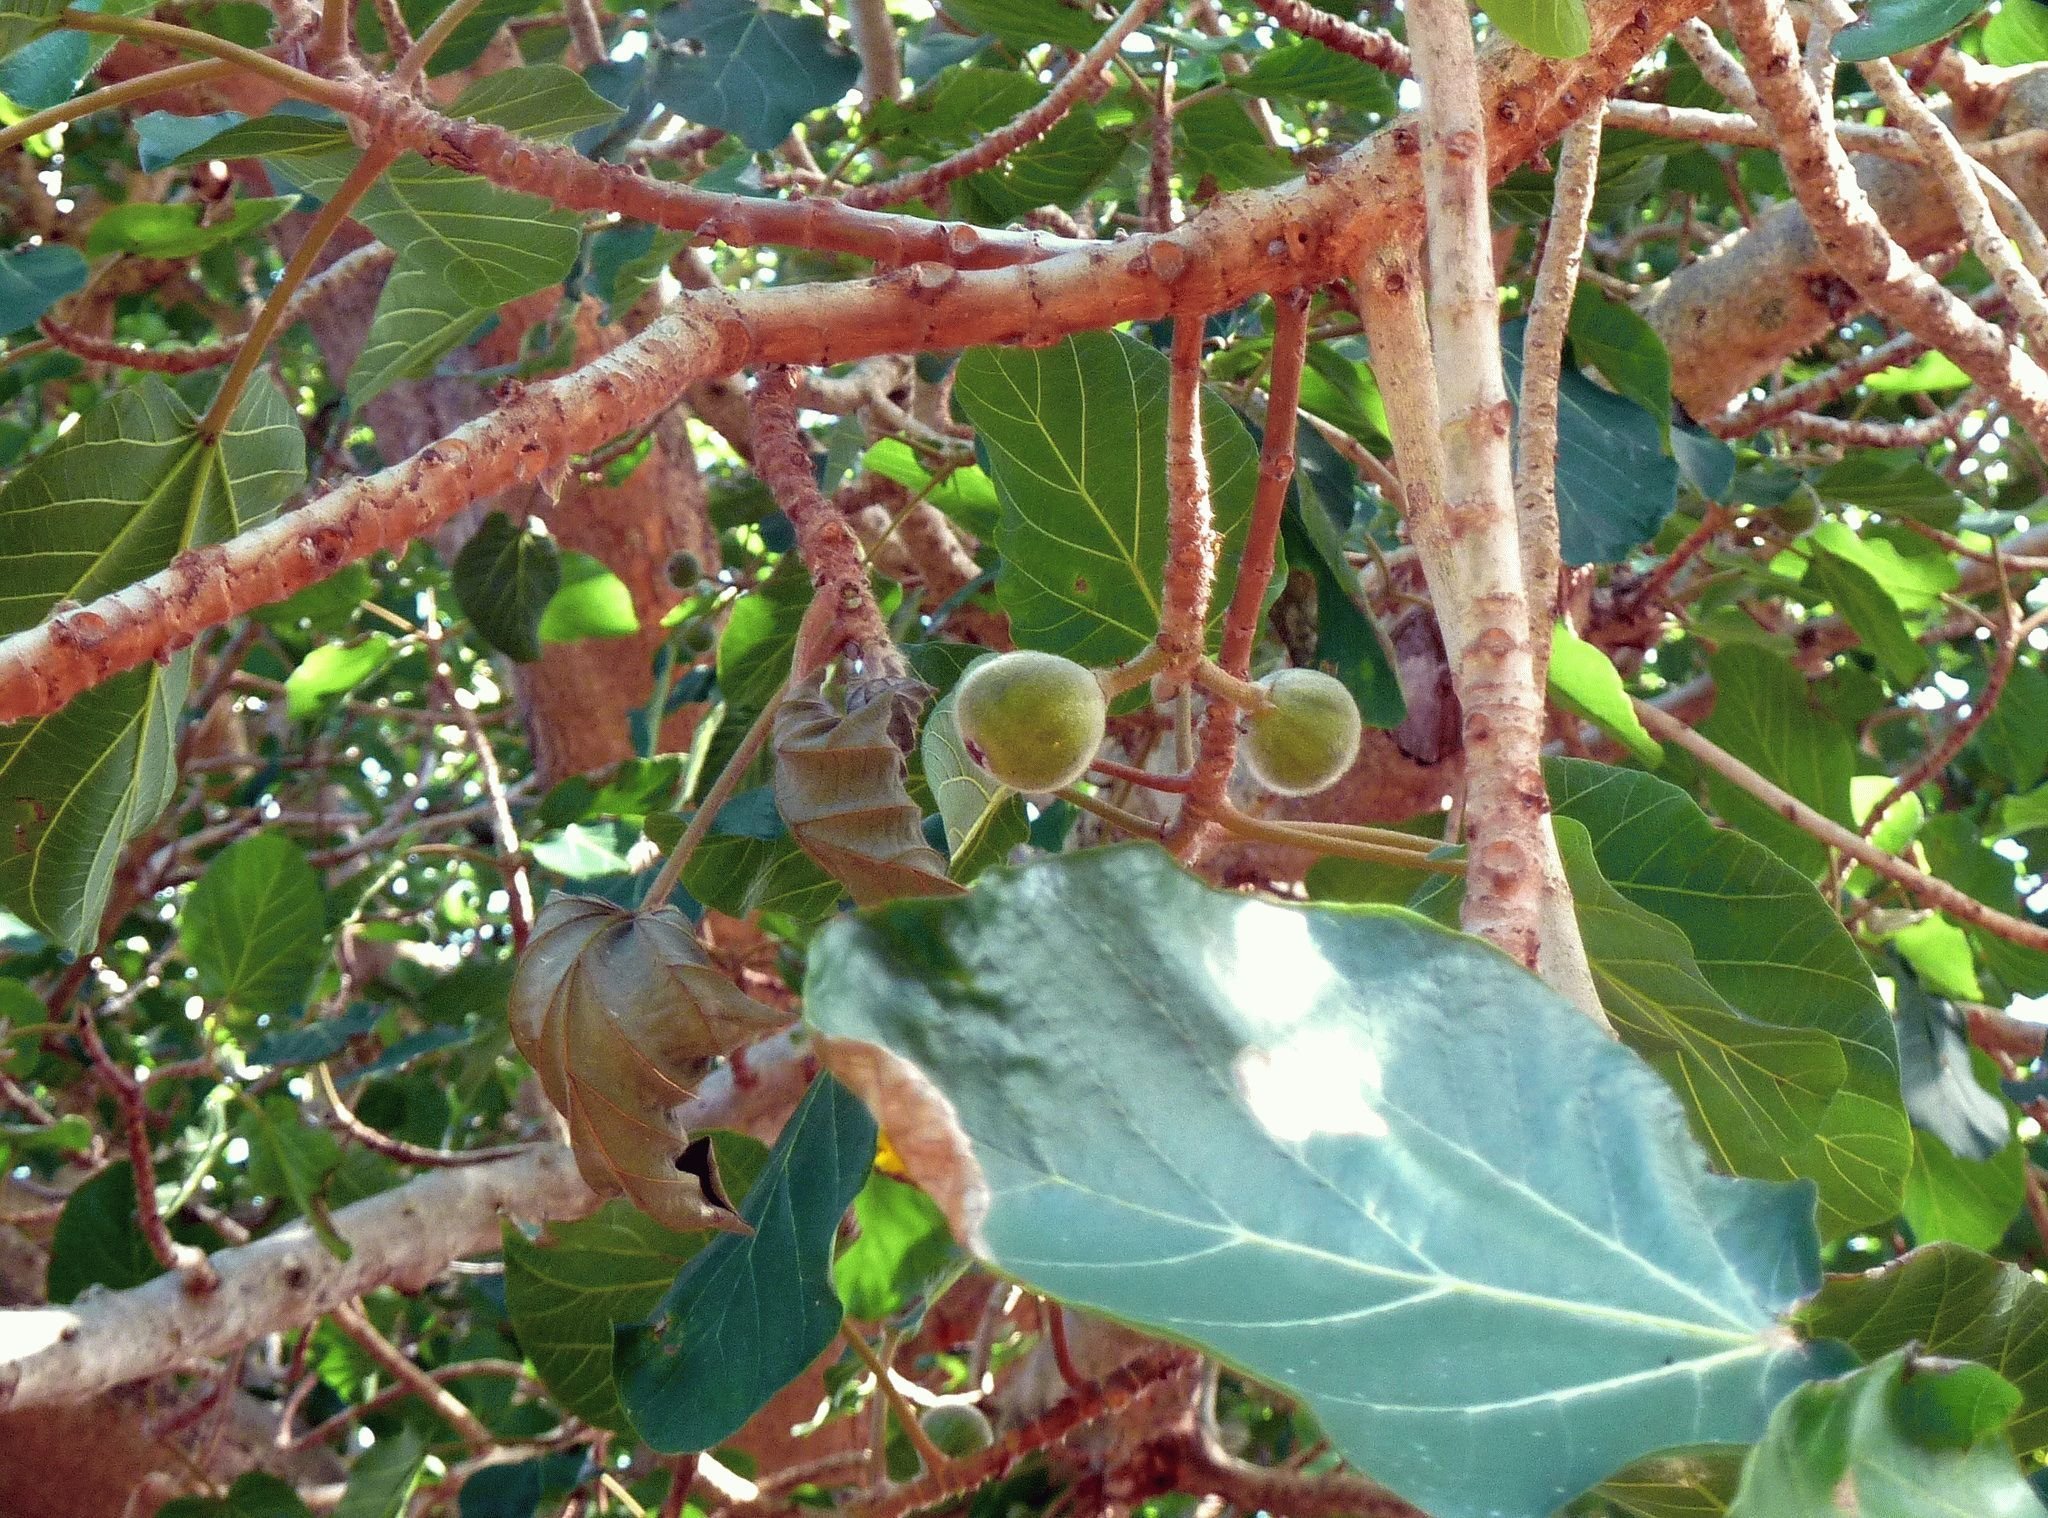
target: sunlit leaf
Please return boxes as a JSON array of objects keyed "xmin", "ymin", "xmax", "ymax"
[
  {"xmin": 453, "ymin": 511, "xmax": 563, "ymax": 664},
  {"xmin": 182, "ymin": 833, "xmax": 327, "ymax": 1017},
  {"xmin": 806, "ymin": 845, "xmax": 1843, "ymax": 1518},
  {"xmin": 953, "ymin": 330, "xmax": 1264, "ymax": 665}
]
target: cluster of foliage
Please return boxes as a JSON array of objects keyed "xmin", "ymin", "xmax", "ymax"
[{"xmin": 6, "ymin": 0, "xmax": 2048, "ymax": 1513}]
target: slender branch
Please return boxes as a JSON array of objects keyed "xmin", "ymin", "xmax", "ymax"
[
  {"xmin": 643, "ymin": 676, "xmax": 791, "ymax": 909},
  {"xmin": 314, "ymin": 1062, "xmax": 526, "ymax": 1169},
  {"xmin": 1837, "ymin": 6, "xmax": 2048, "ymax": 354},
  {"xmin": 1722, "ymin": 0, "xmax": 2048, "ymax": 447},
  {"xmin": 1251, "ymin": 0, "xmax": 1411, "ymax": 76},
  {"xmin": 1159, "ymin": 317, "xmax": 1217, "ymax": 668},
  {"xmin": 1208, "ymin": 806, "xmax": 1465, "ymax": 874},
  {"xmin": 393, "ymin": 0, "xmax": 485, "ymax": 88},
  {"xmin": 845, "ymin": 0, "xmax": 902, "ymax": 107},
  {"xmin": 0, "ymin": 59, "xmax": 231, "ymax": 155},
  {"xmin": 1710, "ymin": 288, "xmax": 2005, "ymax": 435},
  {"xmin": 369, "ymin": 0, "xmax": 414, "ymax": 57},
  {"xmin": 843, "ymin": 1327, "xmax": 951, "ymax": 1472},
  {"xmin": 59, "ymin": 10, "xmax": 357, "ymax": 108},
  {"xmin": 0, "ymin": 0, "xmax": 1699, "ymax": 723},
  {"xmin": 0, "ymin": 1033, "xmax": 814, "ymax": 1412},
  {"xmin": 318, "ymin": 0, "xmax": 349, "ymax": 62},
  {"xmin": 75, "ymin": 1003, "xmax": 218, "ymax": 1290},
  {"xmin": 846, "ymin": 0, "xmax": 1160, "ymax": 210},
  {"xmin": 1770, "ymin": 398, "xmax": 1976, "ymax": 448},
  {"xmin": 1185, "ymin": 292, "xmax": 1309, "ymax": 811},
  {"xmin": 40, "ymin": 242, "xmax": 393, "ymax": 375},
  {"xmin": 1633, "ymin": 701, "xmax": 2048, "ymax": 952},
  {"xmin": 202, "ymin": 149, "xmax": 397, "ymax": 438},
  {"xmin": 328, "ymin": 1300, "xmax": 495, "ymax": 1452},
  {"xmin": 1514, "ymin": 112, "xmax": 1601, "ymax": 689},
  {"xmin": 563, "ymin": 0, "xmax": 608, "ymax": 69}
]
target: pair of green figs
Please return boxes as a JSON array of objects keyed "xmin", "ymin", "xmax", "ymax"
[{"xmin": 956, "ymin": 650, "xmax": 1362, "ymax": 797}]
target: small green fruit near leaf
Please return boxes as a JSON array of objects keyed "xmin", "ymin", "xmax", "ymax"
[
  {"xmin": 954, "ymin": 651, "xmax": 1107, "ymax": 793},
  {"xmin": 1242, "ymin": 668, "xmax": 1362, "ymax": 796},
  {"xmin": 919, "ymin": 1403, "xmax": 995, "ymax": 1458},
  {"xmin": 1768, "ymin": 497, "xmax": 1819, "ymax": 533},
  {"xmin": 667, "ymin": 550, "xmax": 703, "ymax": 589}
]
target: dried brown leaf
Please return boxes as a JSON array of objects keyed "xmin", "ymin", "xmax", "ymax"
[
  {"xmin": 773, "ymin": 672, "xmax": 963, "ymax": 906},
  {"xmin": 510, "ymin": 895, "xmax": 790, "ymax": 1231}
]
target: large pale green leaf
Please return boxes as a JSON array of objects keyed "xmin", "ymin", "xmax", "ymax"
[
  {"xmin": 940, "ymin": 0, "xmax": 1104, "ymax": 50},
  {"xmin": 445, "ymin": 65, "xmax": 623, "ymax": 140},
  {"xmin": 614, "ymin": 1074, "xmax": 876, "ymax": 1453},
  {"xmin": 1728, "ymin": 1350, "xmax": 2045, "ymax": 1517},
  {"xmin": 504, "ymin": 1133, "xmax": 767, "ymax": 1431},
  {"xmin": 1987, "ymin": 0, "xmax": 2048, "ymax": 63},
  {"xmin": 1799, "ymin": 1242, "xmax": 2048, "ymax": 1456},
  {"xmin": 953, "ymin": 330, "xmax": 1265, "ymax": 665},
  {"xmin": 84, "ymin": 196, "xmax": 295, "ymax": 258},
  {"xmin": 835, "ymin": 1172, "xmax": 959, "ymax": 1323},
  {"xmin": 1582, "ymin": 1447, "xmax": 1743, "ymax": 1517},
  {"xmin": 182, "ymin": 832, "xmax": 327, "ymax": 1017},
  {"xmin": 1804, "ymin": 545, "xmax": 1928, "ymax": 689},
  {"xmin": 804, "ymin": 845, "xmax": 1842, "ymax": 1518},
  {"xmin": 1699, "ymin": 645, "xmax": 1855, "ymax": 878},
  {"xmin": 1903, "ymin": 1124, "xmax": 2025, "ymax": 1250},
  {"xmin": 955, "ymin": 105, "xmax": 1129, "ymax": 221},
  {"xmin": 644, "ymin": 0, "xmax": 862, "ymax": 150},
  {"xmin": 507, "ymin": 1201, "xmax": 711, "ymax": 1431},
  {"xmin": 0, "ymin": 375, "xmax": 304, "ymax": 947},
  {"xmin": 1232, "ymin": 38, "xmax": 1396, "ymax": 114},
  {"xmin": 1549, "ymin": 759, "xmax": 1910, "ymax": 1237}
]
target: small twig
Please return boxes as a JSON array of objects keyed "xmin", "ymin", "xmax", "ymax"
[
  {"xmin": 314, "ymin": 1063, "xmax": 528, "ymax": 1169},
  {"xmin": 202, "ymin": 148, "xmax": 397, "ymax": 439},
  {"xmin": 75, "ymin": 1002, "xmax": 218, "ymax": 1291},
  {"xmin": 1206, "ymin": 806, "xmax": 1466, "ymax": 874},
  {"xmin": 328, "ymin": 1300, "xmax": 496, "ymax": 1452},
  {"xmin": 844, "ymin": 0, "xmax": 1160, "ymax": 210},
  {"xmin": 393, "ymin": 0, "xmax": 486, "ymax": 87},
  {"xmin": 1045, "ymin": 1303, "xmax": 1088, "ymax": 1392},
  {"xmin": 843, "ymin": 1326, "xmax": 951, "ymax": 1473},
  {"xmin": 1635, "ymin": 699, "xmax": 2048, "ymax": 951},
  {"xmin": 643, "ymin": 675, "xmax": 792, "ymax": 909},
  {"xmin": 563, "ymin": 0, "xmax": 607, "ymax": 68},
  {"xmin": 1054, "ymin": 787, "xmax": 1171, "ymax": 842},
  {"xmin": 1251, "ymin": 0, "xmax": 1411, "ymax": 76},
  {"xmin": 1514, "ymin": 112, "xmax": 1602, "ymax": 687},
  {"xmin": 0, "ymin": 59, "xmax": 232, "ymax": 155}
]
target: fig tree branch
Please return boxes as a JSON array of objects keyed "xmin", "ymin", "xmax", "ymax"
[
  {"xmin": 0, "ymin": 0, "xmax": 1704, "ymax": 724},
  {"xmin": 1632, "ymin": 701, "xmax": 2048, "ymax": 953},
  {"xmin": 0, "ymin": 1029, "xmax": 816, "ymax": 1413}
]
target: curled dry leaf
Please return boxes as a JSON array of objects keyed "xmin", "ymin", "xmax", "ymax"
[
  {"xmin": 772, "ymin": 671, "xmax": 963, "ymax": 905},
  {"xmin": 511, "ymin": 895, "xmax": 790, "ymax": 1232},
  {"xmin": 814, "ymin": 1033, "xmax": 991, "ymax": 1254}
]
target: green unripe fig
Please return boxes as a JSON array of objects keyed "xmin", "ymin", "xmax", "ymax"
[
  {"xmin": 919, "ymin": 1403, "xmax": 995, "ymax": 1458},
  {"xmin": 1767, "ymin": 495, "xmax": 1819, "ymax": 534},
  {"xmin": 666, "ymin": 551, "xmax": 704, "ymax": 589},
  {"xmin": 1242, "ymin": 668, "xmax": 1362, "ymax": 797},
  {"xmin": 954, "ymin": 651, "xmax": 1107, "ymax": 794},
  {"xmin": 678, "ymin": 621, "xmax": 716, "ymax": 655}
]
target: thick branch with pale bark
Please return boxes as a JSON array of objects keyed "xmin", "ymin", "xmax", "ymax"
[
  {"xmin": 0, "ymin": 0, "xmax": 1702, "ymax": 724},
  {"xmin": 0, "ymin": 1031, "xmax": 815, "ymax": 1412}
]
